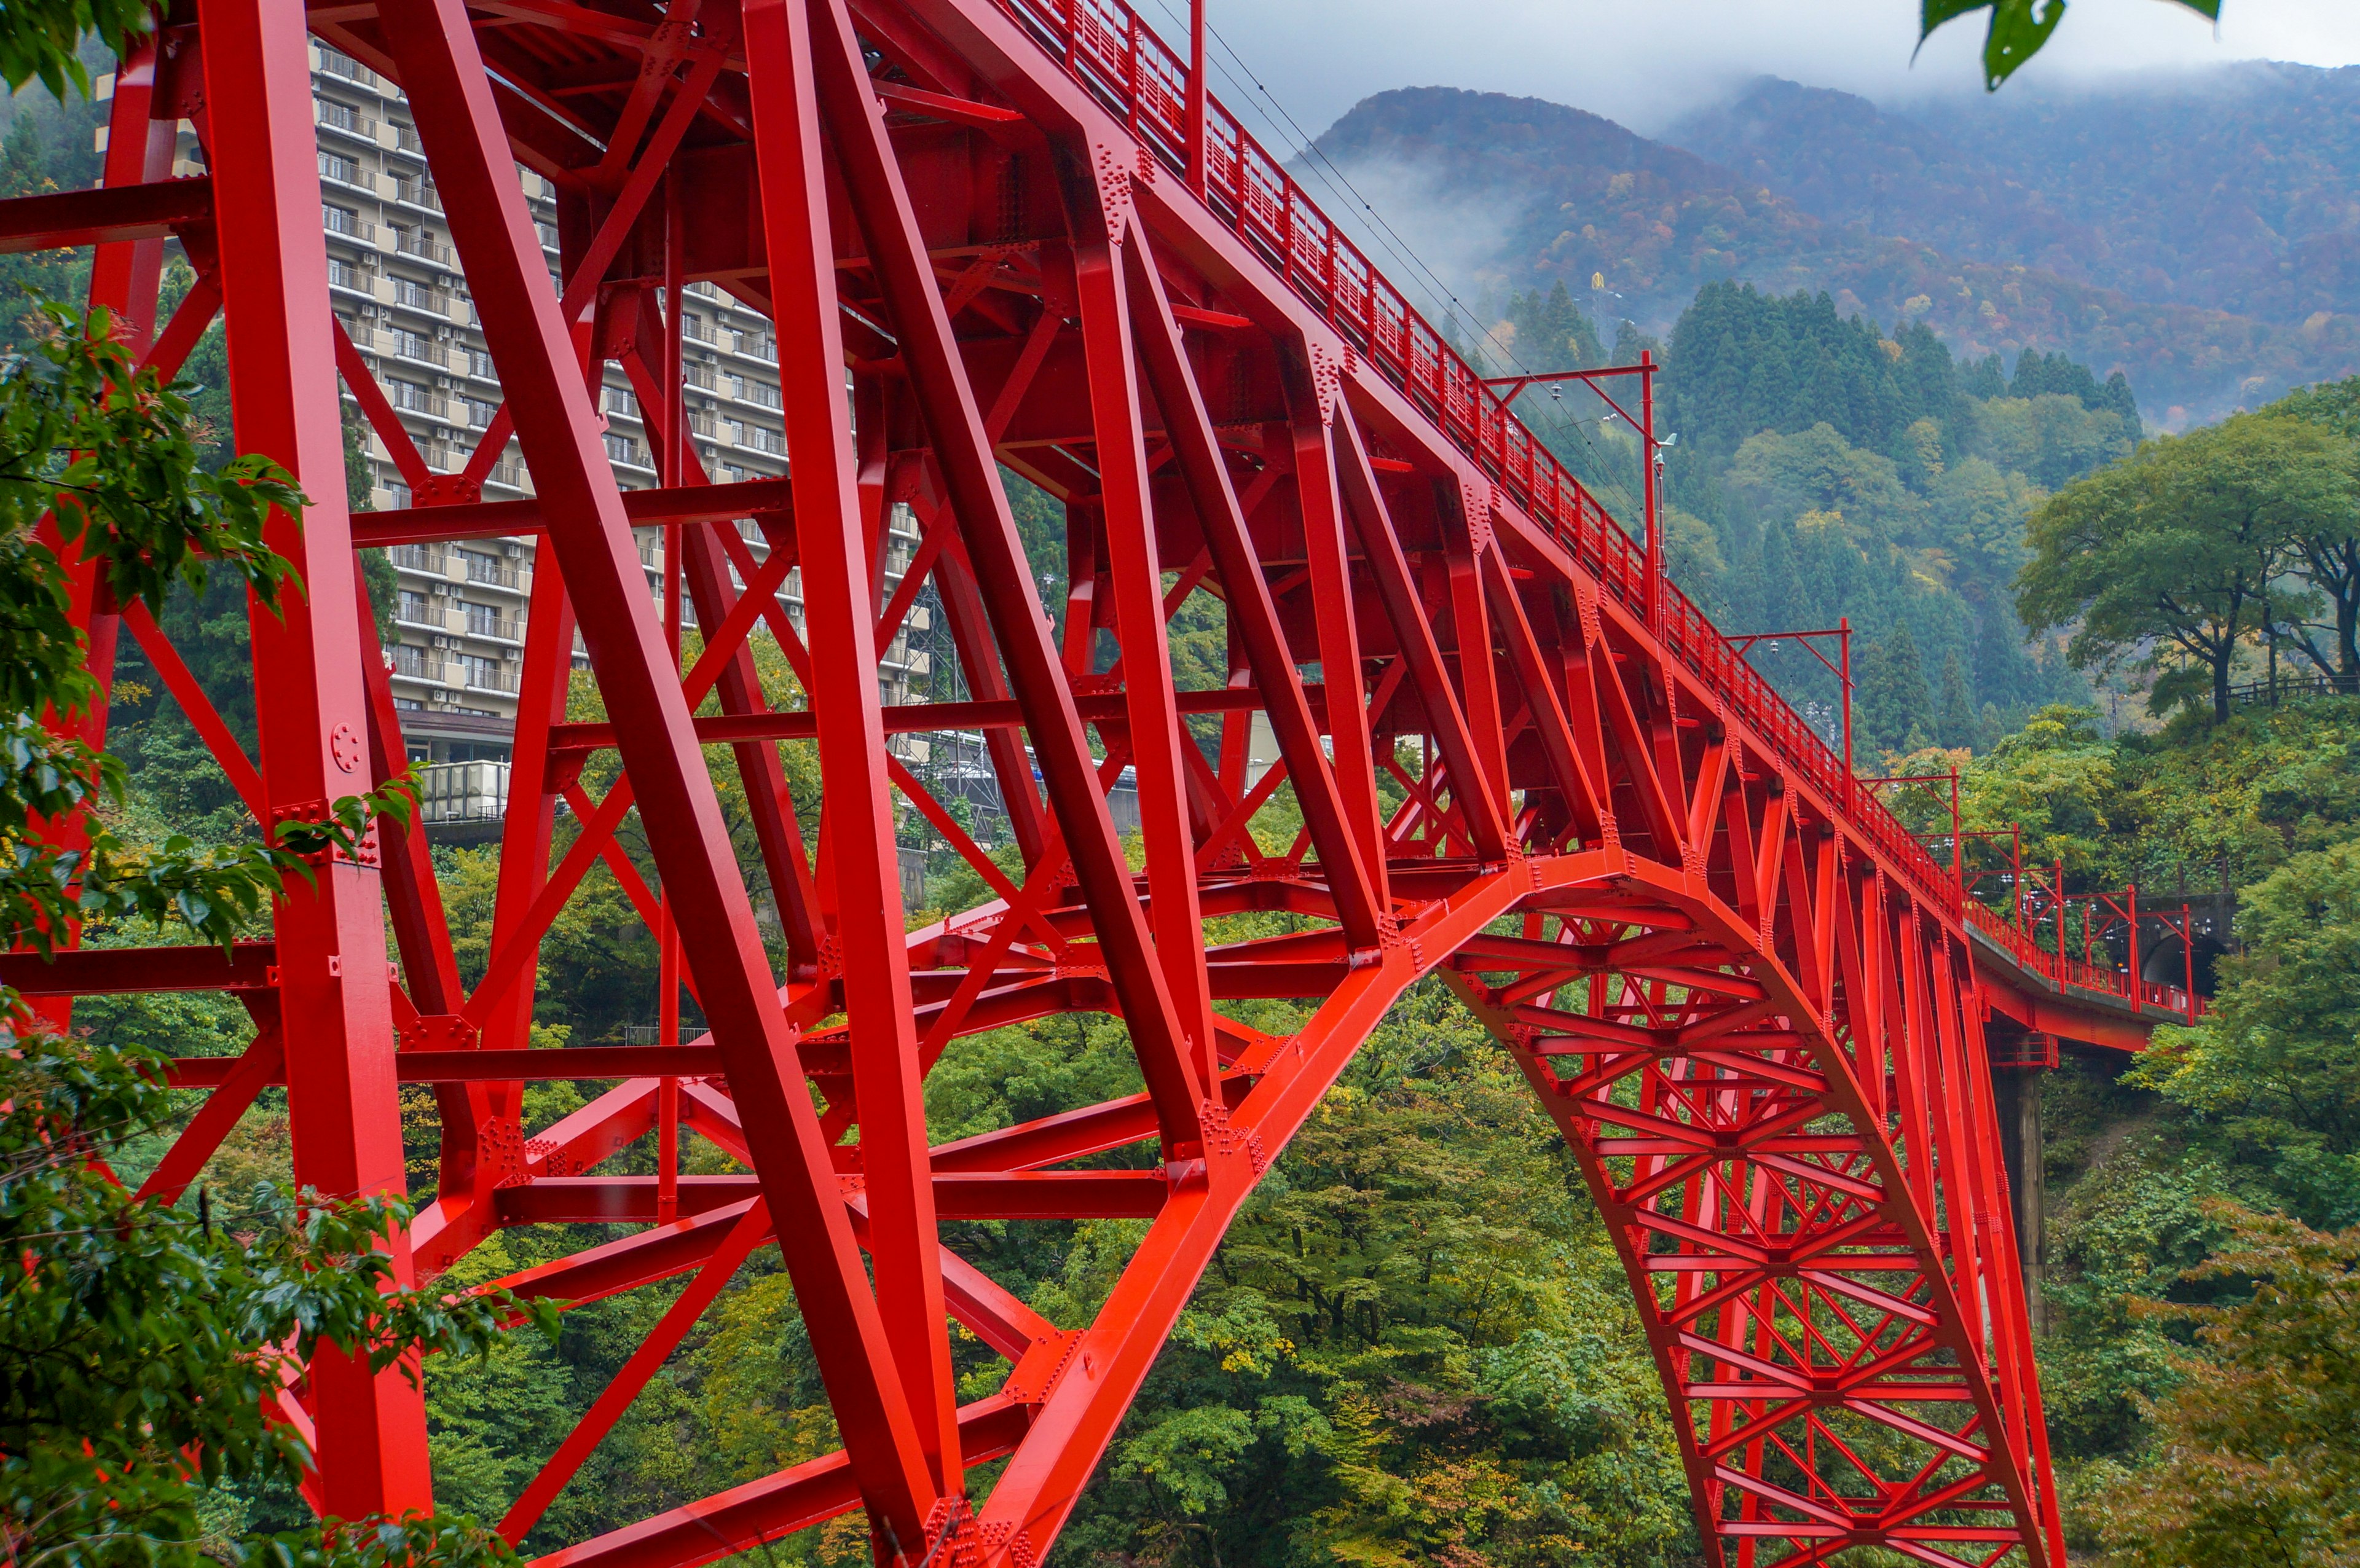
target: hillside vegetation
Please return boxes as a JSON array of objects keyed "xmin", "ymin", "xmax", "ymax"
[
  {"xmin": 1482, "ymin": 279, "xmax": 2115, "ymax": 755},
  {"xmin": 1314, "ymin": 80, "xmax": 2360, "ymax": 422}
]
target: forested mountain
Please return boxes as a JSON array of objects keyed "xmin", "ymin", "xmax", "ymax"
[
  {"xmin": 1312, "ymin": 81, "xmax": 2360, "ymax": 422},
  {"xmin": 1485, "ymin": 279, "xmax": 2114, "ymax": 756},
  {"xmin": 1672, "ymin": 67, "xmax": 2360, "ymax": 331}
]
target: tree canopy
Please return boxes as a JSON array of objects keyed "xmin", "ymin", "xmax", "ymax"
[{"xmin": 2018, "ymin": 414, "xmax": 2354, "ymax": 721}]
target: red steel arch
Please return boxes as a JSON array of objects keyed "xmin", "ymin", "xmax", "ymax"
[{"xmin": 5, "ymin": 1, "xmax": 2196, "ymax": 1564}]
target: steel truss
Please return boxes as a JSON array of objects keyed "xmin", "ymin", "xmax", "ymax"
[{"xmin": 6, "ymin": 0, "xmax": 2161, "ymax": 1563}]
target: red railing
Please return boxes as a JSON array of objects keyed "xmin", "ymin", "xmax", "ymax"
[
  {"xmin": 992, "ymin": 0, "xmax": 2190, "ymax": 1019},
  {"xmin": 1964, "ymin": 901, "xmax": 2205, "ymax": 1020}
]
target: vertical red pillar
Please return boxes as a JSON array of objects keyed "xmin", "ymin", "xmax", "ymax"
[
  {"xmin": 1640, "ymin": 349, "xmax": 1659, "ymax": 634},
  {"xmin": 2055, "ymin": 861, "xmax": 2066, "ymax": 969},
  {"xmin": 1839, "ymin": 616, "xmax": 1853, "ymax": 806},
  {"xmin": 2183, "ymin": 903, "xmax": 2196, "ymax": 1019},
  {"xmin": 745, "ymin": 0, "xmax": 959, "ymax": 1503},
  {"xmin": 1951, "ymin": 769, "xmax": 1963, "ymax": 892},
  {"xmin": 200, "ymin": 0, "xmax": 428, "ymax": 1516},
  {"xmin": 2126, "ymin": 883, "xmax": 2139, "ymax": 1000},
  {"xmin": 1185, "ymin": 0, "xmax": 1207, "ymax": 194}
]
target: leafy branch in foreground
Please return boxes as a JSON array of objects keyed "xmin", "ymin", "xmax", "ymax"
[
  {"xmin": 0, "ymin": 296, "xmax": 417, "ymax": 955},
  {"xmin": 0, "ymin": 0, "xmax": 153, "ymax": 98},
  {"xmin": 0, "ymin": 299, "xmax": 304, "ymax": 721},
  {"xmin": 1920, "ymin": 0, "xmax": 2223, "ymax": 91},
  {"xmin": 0, "ymin": 289, "xmax": 522, "ymax": 1564},
  {"xmin": 0, "ymin": 1035, "xmax": 557, "ymax": 1568}
]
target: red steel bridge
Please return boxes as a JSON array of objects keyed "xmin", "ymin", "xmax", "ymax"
[{"xmin": 2, "ymin": 0, "xmax": 2206, "ymax": 1564}]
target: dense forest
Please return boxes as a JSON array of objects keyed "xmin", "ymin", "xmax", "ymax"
[{"xmin": 1475, "ymin": 278, "xmax": 2116, "ymax": 753}]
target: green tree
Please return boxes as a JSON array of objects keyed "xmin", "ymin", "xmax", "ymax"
[
  {"xmin": 2085, "ymin": 1204, "xmax": 2360, "ymax": 1568},
  {"xmin": 1729, "ymin": 421, "xmax": 1921, "ymax": 541},
  {"xmin": 0, "ymin": 1038, "xmax": 549, "ymax": 1567},
  {"xmin": 2131, "ymin": 841, "xmax": 2360, "ymax": 1226},
  {"xmin": 0, "ymin": 0, "xmax": 147, "ymax": 97},
  {"xmin": 1857, "ymin": 623, "xmax": 1934, "ymax": 755},
  {"xmin": 2018, "ymin": 415, "xmax": 2350, "ymax": 722},
  {"xmin": 1937, "ymin": 648, "xmax": 1978, "ymax": 749},
  {"xmin": 2262, "ymin": 376, "xmax": 2360, "ymax": 684},
  {"xmin": 1961, "ymin": 392, "xmax": 2136, "ymax": 492}
]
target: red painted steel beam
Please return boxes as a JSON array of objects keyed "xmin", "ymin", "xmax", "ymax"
[
  {"xmin": 380, "ymin": 0, "xmax": 943, "ymax": 1537},
  {"xmin": 348, "ymin": 479, "xmax": 794, "ymax": 546},
  {"xmin": 0, "ymin": 943, "xmax": 277, "ymax": 994},
  {"xmin": 202, "ymin": 0, "xmax": 429, "ymax": 1516},
  {"xmin": 0, "ymin": 176, "xmax": 211, "ymax": 253},
  {"xmin": 492, "ymin": 1170, "xmax": 1169, "ymax": 1225},
  {"xmin": 164, "ymin": 1046, "xmax": 731, "ymax": 1088},
  {"xmin": 537, "ymin": 1397, "xmax": 1032, "ymax": 1568},
  {"xmin": 545, "ymin": 684, "xmax": 1316, "ymax": 752}
]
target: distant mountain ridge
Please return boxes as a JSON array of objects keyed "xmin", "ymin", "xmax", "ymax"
[
  {"xmin": 1678, "ymin": 66, "xmax": 2360, "ymax": 327},
  {"xmin": 1310, "ymin": 77, "xmax": 2360, "ymax": 423}
]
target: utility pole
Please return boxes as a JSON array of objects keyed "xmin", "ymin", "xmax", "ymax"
[{"xmin": 1186, "ymin": 0, "xmax": 1207, "ymax": 195}]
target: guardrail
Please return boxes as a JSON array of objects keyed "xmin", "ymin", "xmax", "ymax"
[{"xmin": 1964, "ymin": 900, "xmax": 2203, "ymax": 1021}]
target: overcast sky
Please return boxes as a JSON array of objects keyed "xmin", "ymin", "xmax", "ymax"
[{"xmin": 1135, "ymin": 0, "xmax": 2360, "ymax": 144}]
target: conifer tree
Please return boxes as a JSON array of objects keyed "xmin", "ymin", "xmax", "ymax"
[
  {"xmin": 1938, "ymin": 649, "xmax": 1978, "ymax": 750},
  {"xmin": 1858, "ymin": 624, "xmax": 1935, "ymax": 755}
]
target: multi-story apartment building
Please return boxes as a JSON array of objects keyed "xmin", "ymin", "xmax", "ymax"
[{"xmin": 167, "ymin": 44, "xmax": 931, "ymax": 826}]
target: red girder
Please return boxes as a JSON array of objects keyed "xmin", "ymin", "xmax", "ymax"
[{"xmin": 21, "ymin": 0, "xmax": 2203, "ymax": 1562}]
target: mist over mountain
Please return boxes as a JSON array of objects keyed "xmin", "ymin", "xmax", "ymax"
[
  {"xmin": 1311, "ymin": 71, "xmax": 2360, "ymax": 423},
  {"xmin": 1683, "ymin": 66, "xmax": 2360, "ymax": 324}
]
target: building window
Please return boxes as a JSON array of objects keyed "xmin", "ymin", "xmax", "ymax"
[
  {"xmin": 393, "ymin": 278, "xmax": 438, "ymax": 311},
  {"xmin": 604, "ymin": 432, "xmax": 640, "ymax": 466},
  {"xmin": 605, "ymin": 385, "xmax": 639, "ymax": 417},
  {"xmin": 462, "ymin": 599, "xmax": 507, "ymax": 638},
  {"xmin": 326, "ymin": 256, "xmax": 360, "ymax": 289},
  {"xmin": 324, "ymin": 203, "xmax": 360, "ymax": 236},
  {"xmin": 318, "ymin": 47, "xmax": 374, "ymax": 85},
  {"xmin": 745, "ymin": 378, "xmax": 782, "ymax": 409},
  {"xmin": 462, "ymin": 396, "xmax": 498, "ymax": 428},
  {"xmin": 318, "ymin": 151, "xmax": 361, "ymax": 186},
  {"xmin": 742, "ymin": 423, "xmax": 785, "ymax": 455},
  {"xmin": 389, "ymin": 379, "xmax": 433, "ymax": 412},
  {"xmin": 458, "ymin": 550, "xmax": 505, "ymax": 585},
  {"xmin": 466, "ymin": 348, "xmax": 496, "ymax": 379},
  {"xmin": 397, "ymin": 590, "xmax": 432, "ymax": 624},
  {"xmin": 316, "ymin": 98, "xmax": 364, "ymax": 133}
]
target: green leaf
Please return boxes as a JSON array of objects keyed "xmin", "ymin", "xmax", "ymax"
[
  {"xmin": 1924, "ymin": 0, "xmax": 2223, "ymax": 90},
  {"xmin": 1983, "ymin": 0, "xmax": 2068, "ymax": 90}
]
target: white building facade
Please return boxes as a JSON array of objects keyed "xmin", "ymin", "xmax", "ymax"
[{"xmin": 296, "ymin": 45, "xmax": 929, "ymax": 788}]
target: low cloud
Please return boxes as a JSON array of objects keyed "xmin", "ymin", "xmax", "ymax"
[{"xmin": 1179, "ymin": 0, "xmax": 2358, "ymax": 142}]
